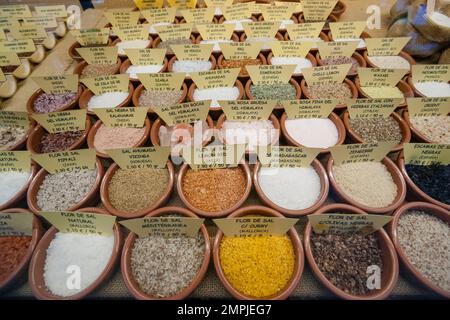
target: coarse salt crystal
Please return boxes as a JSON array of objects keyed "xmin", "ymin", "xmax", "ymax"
[
  {"xmin": 193, "ymin": 87, "xmax": 240, "ymax": 109},
  {"xmin": 126, "ymin": 64, "xmax": 164, "ymax": 79},
  {"xmin": 270, "ymin": 57, "xmax": 312, "ymax": 74},
  {"xmin": 87, "ymin": 91, "xmax": 129, "ymax": 110}
]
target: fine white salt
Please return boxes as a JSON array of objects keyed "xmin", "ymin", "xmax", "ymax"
[
  {"xmin": 223, "ymin": 19, "xmax": 253, "ymax": 31},
  {"xmin": 367, "ymin": 55, "xmax": 410, "ymax": 69},
  {"xmin": 193, "ymin": 86, "xmax": 240, "ymax": 108},
  {"xmin": 116, "ymin": 40, "xmax": 151, "ymax": 55},
  {"xmin": 413, "ymin": 81, "xmax": 450, "ymax": 97},
  {"xmin": 126, "ymin": 64, "xmax": 164, "ymax": 79},
  {"xmin": 258, "ymin": 166, "xmax": 321, "ymax": 210},
  {"xmin": 334, "ymin": 37, "xmax": 366, "ymax": 49},
  {"xmin": 270, "ymin": 57, "xmax": 312, "ymax": 74},
  {"xmin": 200, "ymin": 39, "xmax": 232, "ymax": 52},
  {"xmin": 172, "ymin": 60, "xmax": 212, "ymax": 75},
  {"xmin": 429, "ymin": 11, "xmax": 450, "ymax": 27},
  {"xmin": 222, "ymin": 120, "xmax": 277, "ymax": 152},
  {"xmin": 0, "ymin": 171, "xmax": 30, "ymax": 205},
  {"xmin": 44, "ymin": 232, "xmax": 114, "ymax": 297},
  {"xmin": 87, "ymin": 91, "xmax": 129, "ymax": 110},
  {"xmin": 285, "ymin": 118, "xmax": 339, "ymax": 148}
]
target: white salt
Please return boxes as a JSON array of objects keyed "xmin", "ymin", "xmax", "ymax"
[
  {"xmin": 334, "ymin": 37, "xmax": 366, "ymax": 49},
  {"xmin": 271, "ymin": 57, "xmax": 312, "ymax": 74},
  {"xmin": 0, "ymin": 171, "xmax": 30, "ymax": 205},
  {"xmin": 258, "ymin": 166, "xmax": 321, "ymax": 210},
  {"xmin": 223, "ymin": 19, "xmax": 253, "ymax": 31},
  {"xmin": 193, "ymin": 86, "xmax": 240, "ymax": 108},
  {"xmin": 285, "ymin": 118, "xmax": 339, "ymax": 148},
  {"xmin": 245, "ymin": 37, "xmax": 273, "ymax": 50},
  {"xmin": 44, "ymin": 232, "xmax": 114, "ymax": 297},
  {"xmin": 116, "ymin": 39, "xmax": 151, "ymax": 55},
  {"xmin": 413, "ymin": 81, "xmax": 450, "ymax": 97},
  {"xmin": 148, "ymin": 22, "xmax": 172, "ymax": 34},
  {"xmin": 279, "ymin": 19, "xmax": 295, "ymax": 29},
  {"xmin": 172, "ymin": 60, "xmax": 212, "ymax": 76},
  {"xmin": 222, "ymin": 120, "xmax": 277, "ymax": 152},
  {"xmin": 429, "ymin": 11, "xmax": 450, "ymax": 27},
  {"xmin": 87, "ymin": 91, "xmax": 129, "ymax": 110},
  {"xmin": 367, "ymin": 55, "xmax": 410, "ymax": 69},
  {"xmin": 214, "ymin": 7, "xmax": 222, "ymax": 16},
  {"xmin": 200, "ymin": 39, "xmax": 232, "ymax": 52},
  {"xmin": 126, "ymin": 64, "xmax": 164, "ymax": 79}
]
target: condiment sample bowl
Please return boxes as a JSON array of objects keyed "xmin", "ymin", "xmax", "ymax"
[
  {"xmin": 177, "ymin": 161, "xmax": 252, "ymax": 218},
  {"xmin": 0, "ymin": 208, "xmax": 43, "ymax": 294},
  {"xmin": 132, "ymin": 82, "xmax": 188, "ymax": 112},
  {"xmin": 401, "ymin": 109, "xmax": 436, "ymax": 143},
  {"xmin": 149, "ymin": 115, "xmax": 214, "ymax": 148},
  {"xmin": 245, "ymin": 78, "xmax": 302, "ymax": 110},
  {"xmin": 253, "ymin": 159, "xmax": 329, "ymax": 216},
  {"xmin": 406, "ymin": 76, "xmax": 426, "ymax": 97},
  {"xmin": 79, "ymin": 82, "xmax": 134, "ymax": 116},
  {"xmin": 68, "ymin": 38, "xmax": 113, "ymax": 61},
  {"xmin": 363, "ymin": 51, "xmax": 416, "ymax": 74},
  {"xmin": 213, "ymin": 205, "xmax": 304, "ymax": 300},
  {"xmin": 304, "ymin": 203, "xmax": 399, "ymax": 300},
  {"xmin": 315, "ymin": 52, "xmax": 366, "ymax": 77},
  {"xmin": 216, "ymin": 113, "xmax": 281, "ymax": 154},
  {"xmin": 354, "ymin": 77, "xmax": 414, "ymax": 108},
  {"xmin": 101, "ymin": 161, "xmax": 175, "ymax": 219},
  {"xmin": 26, "ymin": 118, "xmax": 92, "ymax": 154},
  {"xmin": 326, "ymin": 156, "xmax": 407, "ymax": 214},
  {"xmin": 267, "ymin": 52, "xmax": 317, "ymax": 77},
  {"xmin": 280, "ymin": 111, "xmax": 346, "ymax": 154},
  {"xmin": 342, "ymin": 110, "xmax": 411, "ymax": 153},
  {"xmin": 87, "ymin": 117, "xmax": 150, "ymax": 158},
  {"xmin": 327, "ymin": 31, "xmax": 371, "ymax": 52},
  {"xmin": 26, "ymin": 85, "xmax": 83, "ymax": 115},
  {"xmin": 0, "ymin": 164, "xmax": 38, "ymax": 211},
  {"xmin": 3, "ymin": 120, "xmax": 35, "ymax": 151},
  {"xmin": 119, "ymin": 58, "xmax": 168, "ymax": 83},
  {"xmin": 388, "ymin": 202, "xmax": 450, "ymax": 298},
  {"xmin": 331, "ymin": 0, "xmax": 346, "ymax": 17},
  {"xmin": 26, "ymin": 158, "xmax": 105, "ymax": 214},
  {"xmin": 72, "ymin": 58, "xmax": 121, "ymax": 77},
  {"xmin": 397, "ymin": 151, "xmax": 450, "ymax": 210},
  {"xmin": 216, "ymin": 53, "xmax": 267, "ymax": 78},
  {"xmin": 167, "ymin": 55, "xmax": 217, "ymax": 77},
  {"xmin": 300, "ymin": 78, "xmax": 358, "ymax": 109},
  {"xmin": 28, "ymin": 207, "xmax": 122, "ymax": 300},
  {"xmin": 121, "ymin": 206, "xmax": 211, "ymax": 300},
  {"xmin": 187, "ymin": 79, "xmax": 244, "ymax": 119},
  {"xmin": 111, "ymin": 38, "xmax": 153, "ymax": 58}
]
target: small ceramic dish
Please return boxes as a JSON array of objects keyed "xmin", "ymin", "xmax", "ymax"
[{"xmin": 0, "ymin": 164, "xmax": 38, "ymax": 211}]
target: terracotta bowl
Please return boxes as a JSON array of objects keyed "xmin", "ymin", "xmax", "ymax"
[
  {"xmin": 354, "ymin": 77, "xmax": 414, "ymax": 108},
  {"xmin": 239, "ymin": 32, "xmax": 284, "ymax": 52},
  {"xmin": 119, "ymin": 57, "xmax": 168, "ymax": 83},
  {"xmin": 150, "ymin": 115, "xmax": 214, "ymax": 148},
  {"xmin": 177, "ymin": 161, "xmax": 252, "ymax": 218},
  {"xmin": 121, "ymin": 206, "xmax": 211, "ymax": 300},
  {"xmin": 187, "ymin": 79, "xmax": 244, "ymax": 119},
  {"xmin": 300, "ymin": 78, "xmax": 358, "ymax": 109},
  {"xmin": 167, "ymin": 54, "xmax": 217, "ymax": 76},
  {"xmin": 26, "ymin": 85, "xmax": 83, "ymax": 115},
  {"xmin": 100, "ymin": 161, "xmax": 175, "ymax": 219},
  {"xmin": 267, "ymin": 52, "xmax": 317, "ymax": 77},
  {"xmin": 72, "ymin": 58, "xmax": 121, "ymax": 77},
  {"xmin": 216, "ymin": 113, "xmax": 281, "ymax": 154},
  {"xmin": 194, "ymin": 33, "xmax": 240, "ymax": 53},
  {"xmin": 151, "ymin": 35, "xmax": 197, "ymax": 56},
  {"xmin": 111, "ymin": 37, "xmax": 153, "ymax": 59},
  {"xmin": 326, "ymin": 156, "xmax": 406, "ymax": 214},
  {"xmin": 2, "ymin": 120, "xmax": 35, "ymax": 151},
  {"xmin": 79, "ymin": 82, "xmax": 134, "ymax": 117},
  {"xmin": 245, "ymin": 78, "xmax": 302, "ymax": 110},
  {"xmin": 216, "ymin": 53, "xmax": 267, "ymax": 78},
  {"xmin": 363, "ymin": 51, "xmax": 416, "ymax": 74},
  {"xmin": 26, "ymin": 118, "xmax": 91, "ymax": 154},
  {"xmin": 304, "ymin": 203, "xmax": 399, "ymax": 300},
  {"xmin": 342, "ymin": 110, "xmax": 411, "ymax": 153},
  {"xmin": 316, "ymin": 52, "xmax": 366, "ymax": 77},
  {"xmin": 0, "ymin": 208, "xmax": 43, "ymax": 294},
  {"xmin": 280, "ymin": 111, "xmax": 346, "ymax": 154},
  {"xmin": 68, "ymin": 38, "xmax": 112, "ymax": 61},
  {"xmin": 388, "ymin": 202, "xmax": 450, "ymax": 298},
  {"xmin": 253, "ymin": 159, "xmax": 329, "ymax": 216},
  {"xmin": 332, "ymin": 0, "xmax": 347, "ymax": 17},
  {"xmin": 28, "ymin": 207, "xmax": 123, "ymax": 300},
  {"xmin": 132, "ymin": 82, "xmax": 188, "ymax": 113},
  {"xmin": 87, "ymin": 117, "xmax": 151, "ymax": 159},
  {"xmin": 26, "ymin": 158, "xmax": 105, "ymax": 214},
  {"xmin": 213, "ymin": 205, "xmax": 304, "ymax": 300},
  {"xmin": 397, "ymin": 151, "xmax": 450, "ymax": 210},
  {"xmin": 401, "ymin": 109, "xmax": 441, "ymax": 143},
  {"xmin": 327, "ymin": 31, "xmax": 371, "ymax": 52},
  {"xmin": 0, "ymin": 164, "xmax": 38, "ymax": 211}
]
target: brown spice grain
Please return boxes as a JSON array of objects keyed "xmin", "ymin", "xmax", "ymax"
[{"xmin": 221, "ymin": 58, "xmax": 262, "ymax": 76}]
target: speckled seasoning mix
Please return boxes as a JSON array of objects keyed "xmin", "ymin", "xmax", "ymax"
[{"xmin": 32, "ymin": 93, "xmax": 77, "ymax": 114}]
